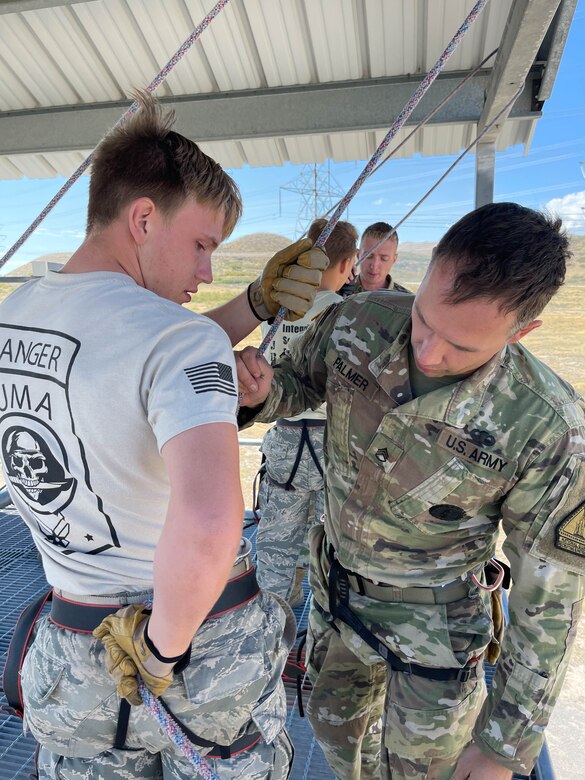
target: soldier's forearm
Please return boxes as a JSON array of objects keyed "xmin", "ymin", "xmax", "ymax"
[{"xmin": 472, "ymin": 545, "xmax": 584, "ymax": 773}]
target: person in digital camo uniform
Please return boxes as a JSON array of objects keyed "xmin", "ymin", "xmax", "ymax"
[
  {"xmin": 0, "ymin": 89, "xmax": 329, "ymax": 779},
  {"xmin": 237, "ymin": 202, "xmax": 585, "ymax": 780},
  {"xmin": 339, "ymin": 221, "xmax": 410, "ymax": 296},
  {"xmin": 256, "ymin": 217, "xmax": 358, "ymax": 605}
]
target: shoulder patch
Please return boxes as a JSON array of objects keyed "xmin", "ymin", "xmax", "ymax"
[
  {"xmin": 529, "ymin": 455, "xmax": 585, "ymax": 575},
  {"xmin": 556, "ymin": 502, "xmax": 585, "ymax": 557},
  {"xmin": 184, "ymin": 362, "xmax": 236, "ymax": 397}
]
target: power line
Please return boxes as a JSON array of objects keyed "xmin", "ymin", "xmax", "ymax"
[{"xmin": 279, "ymin": 163, "xmax": 345, "ymax": 238}]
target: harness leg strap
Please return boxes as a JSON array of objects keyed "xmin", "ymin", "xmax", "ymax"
[
  {"xmin": 113, "ymin": 699, "xmax": 131, "ymax": 750},
  {"xmin": 324, "ymin": 558, "xmax": 478, "ymax": 683}
]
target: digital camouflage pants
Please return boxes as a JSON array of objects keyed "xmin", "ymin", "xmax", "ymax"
[
  {"xmin": 305, "ymin": 526, "xmax": 491, "ymax": 780},
  {"xmin": 255, "ymin": 423, "xmax": 325, "ymax": 600},
  {"xmin": 22, "ymin": 589, "xmax": 297, "ymax": 779}
]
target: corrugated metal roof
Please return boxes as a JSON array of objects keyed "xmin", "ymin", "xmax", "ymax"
[{"xmin": 0, "ymin": 0, "xmax": 574, "ymax": 177}]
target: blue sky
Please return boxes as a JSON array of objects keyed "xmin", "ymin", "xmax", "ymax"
[{"xmin": 1, "ymin": 1, "xmax": 584, "ymax": 273}]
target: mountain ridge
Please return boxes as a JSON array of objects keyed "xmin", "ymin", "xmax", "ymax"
[{"xmin": 6, "ymin": 232, "xmax": 585, "ymax": 284}]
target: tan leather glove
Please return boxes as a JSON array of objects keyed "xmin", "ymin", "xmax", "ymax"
[
  {"xmin": 93, "ymin": 605, "xmax": 189, "ymax": 706},
  {"xmin": 486, "ymin": 587, "xmax": 505, "ymax": 666},
  {"xmin": 247, "ymin": 238, "xmax": 329, "ymax": 322}
]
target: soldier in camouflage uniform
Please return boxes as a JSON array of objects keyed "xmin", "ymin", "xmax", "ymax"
[
  {"xmin": 237, "ymin": 202, "xmax": 585, "ymax": 780},
  {"xmin": 256, "ymin": 217, "xmax": 357, "ymax": 604},
  {"xmin": 0, "ymin": 90, "xmax": 328, "ymax": 778},
  {"xmin": 339, "ymin": 221, "xmax": 410, "ymax": 296}
]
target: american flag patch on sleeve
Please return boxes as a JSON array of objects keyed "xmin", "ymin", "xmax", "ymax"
[{"xmin": 184, "ymin": 362, "xmax": 237, "ymax": 397}]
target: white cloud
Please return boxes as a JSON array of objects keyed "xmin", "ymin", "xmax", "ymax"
[
  {"xmin": 372, "ymin": 198, "xmax": 383, "ymax": 206},
  {"xmin": 34, "ymin": 227, "xmax": 84, "ymax": 239},
  {"xmin": 544, "ymin": 190, "xmax": 585, "ymax": 231}
]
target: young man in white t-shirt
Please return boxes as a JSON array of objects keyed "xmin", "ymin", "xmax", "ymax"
[
  {"xmin": 256, "ymin": 218, "xmax": 357, "ymax": 606},
  {"xmin": 0, "ymin": 90, "xmax": 327, "ymax": 779}
]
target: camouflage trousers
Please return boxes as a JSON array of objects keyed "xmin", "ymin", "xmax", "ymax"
[
  {"xmin": 305, "ymin": 526, "xmax": 490, "ymax": 780},
  {"xmin": 255, "ymin": 423, "xmax": 325, "ymax": 599},
  {"xmin": 22, "ymin": 588, "xmax": 297, "ymax": 779}
]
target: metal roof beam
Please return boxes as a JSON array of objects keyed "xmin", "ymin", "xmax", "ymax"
[
  {"xmin": 0, "ymin": 0, "xmax": 85, "ymax": 12},
  {"xmin": 537, "ymin": 0, "xmax": 579, "ymax": 101},
  {"xmin": 478, "ymin": 0, "xmax": 562, "ymax": 143},
  {"xmin": 0, "ymin": 72, "xmax": 537, "ymax": 156}
]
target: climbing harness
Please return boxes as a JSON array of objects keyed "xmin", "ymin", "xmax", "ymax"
[
  {"xmin": 266, "ymin": 419, "xmax": 325, "ymax": 491},
  {"xmin": 318, "ymin": 542, "xmax": 481, "ymax": 683},
  {"xmin": 2, "ymin": 556, "xmax": 260, "ymax": 775},
  {"xmin": 250, "ymin": 419, "xmax": 325, "ymax": 522}
]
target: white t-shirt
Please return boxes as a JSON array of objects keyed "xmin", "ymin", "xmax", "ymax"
[
  {"xmin": 261, "ymin": 289, "xmax": 341, "ymax": 422},
  {"xmin": 0, "ymin": 271, "xmax": 237, "ymax": 594}
]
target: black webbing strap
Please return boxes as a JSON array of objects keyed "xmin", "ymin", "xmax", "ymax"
[
  {"xmin": 48, "ymin": 567, "xmax": 259, "ymax": 632},
  {"xmin": 113, "ymin": 698, "xmax": 131, "ymax": 750},
  {"xmin": 324, "ymin": 558, "xmax": 478, "ymax": 683},
  {"xmin": 49, "ymin": 595, "xmax": 124, "ymax": 633},
  {"xmin": 304, "ymin": 424, "xmax": 324, "ymax": 478},
  {"xmin": 250, "ymin": 453, "xmax": 267, "ymax": 524},
  {"xmin": 1, "ymin": 589, "xmax": 52, "ymax": 719},
  {"xmin": 205, "ymin": 566, "xmax": 259, "ymax": 619},
  {"xmin": 159, "ymin": 697, "xmax": 261, "ymax": 759},
  {"xmin": 269, "ymin": 421, "xmax": 323, "ymax": 491}
]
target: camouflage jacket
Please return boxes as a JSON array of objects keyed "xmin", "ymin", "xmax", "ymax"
[
  {"xmin": 338, "ymin": 273, "xmax": 410, "ymax": 297},
  {"xmin": 250, "ymin": 291, "xmax": 585, "ymax": 773}
]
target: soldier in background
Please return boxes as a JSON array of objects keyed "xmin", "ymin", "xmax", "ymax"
[
  {"xmin": 339, "ymin": 221, "xmax": 410, "ymax": 296},
  {"xmin": 255, "ymin": 217, "xmax": 358, "ymax": 606},
  {"xmin": 237, "ymin": 202, "xmax": 585, "ymax": 780}
]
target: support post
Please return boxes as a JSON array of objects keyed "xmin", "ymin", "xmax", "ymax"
[{"xmin": 475, "ymin": 142, "xmax": 495, "ymax": 208}]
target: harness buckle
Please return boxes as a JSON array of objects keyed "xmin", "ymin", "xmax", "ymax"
[
  {"xmin": 337, "ymin": 570, "xmax": 350, "ymax": 605},
  {"xmin": 456, "ymin": 662, "xmax": 476, "ymax": 683}
]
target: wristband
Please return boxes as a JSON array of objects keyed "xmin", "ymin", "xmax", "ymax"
[
  {"xmin": 144, "ymin": 622, "xmax": 190, "ymax": 664},
  {"xmin": 246, "ymin": 283, "xmax": 264, "ymax": 322}
]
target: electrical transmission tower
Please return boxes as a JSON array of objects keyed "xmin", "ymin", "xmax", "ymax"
[{"xmin": 279, "ymin": 163, "xmax": 345, "ymax": 238}]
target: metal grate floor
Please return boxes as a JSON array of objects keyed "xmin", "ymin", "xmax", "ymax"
[{"xmin": 0, "ymin": 510, "xmax": 543, "ymax": 779}]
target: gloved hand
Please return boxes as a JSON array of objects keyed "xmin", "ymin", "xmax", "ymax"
[
  {"xmin": 247, "ymin": 238, "xmax": 329, "ymax": 322},
  {"xmin": 93, "ymin": 605, "xmax": 189, "ymax": 706},
  {"xmin": 486, "ymin": 587, "xmax": 505, "ymax": 665}
]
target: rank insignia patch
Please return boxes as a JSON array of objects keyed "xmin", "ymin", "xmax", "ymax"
[{"xmin": 556, "ymin": 502, "xmax": 585, "ymax": 557}]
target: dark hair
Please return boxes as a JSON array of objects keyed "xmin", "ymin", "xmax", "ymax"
[
  {"xmin": 432, "ymin": 202, "xmax": 570, "ymax": 328},
  {"xmin": 362, "ymin": 221, "xmax": 399, "ymax": 246},
  {"xmin": 87, "ymin": 89, "xmax": 242, "ymax": 238},
  {"xmin": 307, "ymin": 218, "xmax": 358, "ymax": 267}
]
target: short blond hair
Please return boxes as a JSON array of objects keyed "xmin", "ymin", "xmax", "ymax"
[
  {"xmin": 87, "ymin": 89, "xmax": 242, "ymax": 239},
  {"xmin": 362, "ymin": 221, "xmax": 398, "ymax": 246}
]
